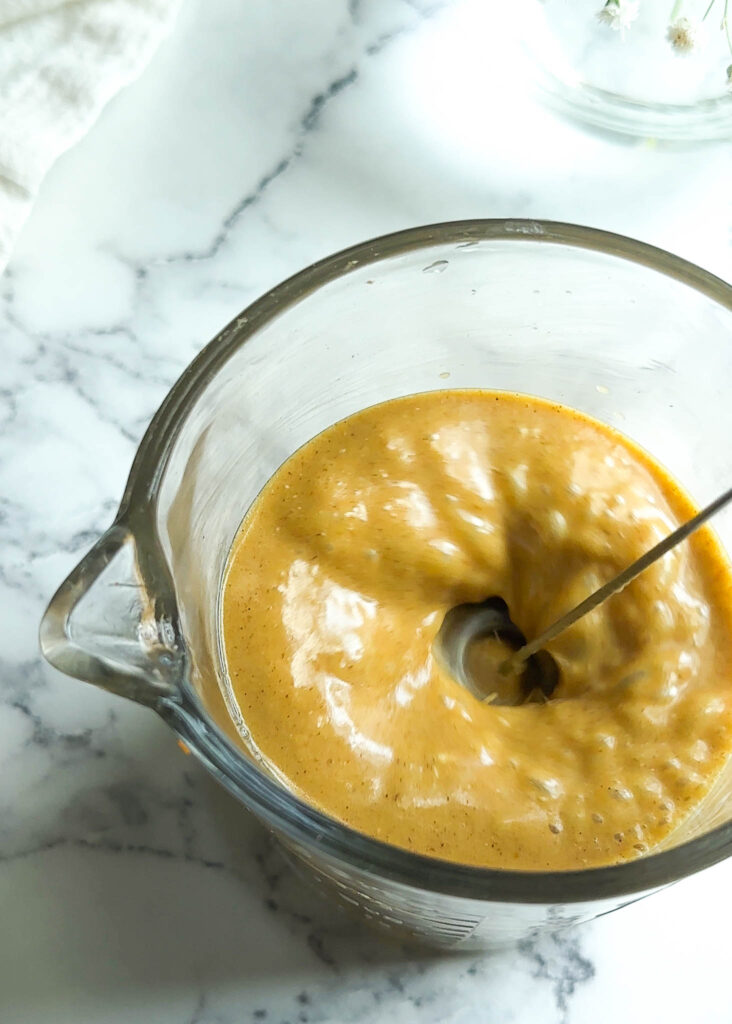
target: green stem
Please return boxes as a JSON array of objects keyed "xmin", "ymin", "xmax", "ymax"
[
  {"xmin": 724, "ymin": 0, "xmax": 732, "ymax": 54},
  {"xmin": 670, "ymin": 0, "xmax": 684, "ymax": 19},
  {"xmin": 701, "ymin": 0, "xmax": 717, "ymax": 21}
]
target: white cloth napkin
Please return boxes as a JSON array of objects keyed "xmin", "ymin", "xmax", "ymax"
[{"xmin": 0, "ymin": 0, "xmax": 182, "ymax": 271}]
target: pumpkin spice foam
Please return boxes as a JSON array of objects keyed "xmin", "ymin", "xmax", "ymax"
[{"xmin": 222, "ymin": 391, "xmax": 732, "ymax": 870}]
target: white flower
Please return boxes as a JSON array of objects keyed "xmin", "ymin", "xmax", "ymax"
[
  {"xmin": 597, "ymin": 0, "xmax": 640, "ymax": 32},
  {"xmin": 667, "ymin": 16, "xmax": 698, "ymax": 53}
]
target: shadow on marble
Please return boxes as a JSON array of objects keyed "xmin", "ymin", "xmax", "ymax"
[
  {"xmin": 2, "ymin": 668, "xmax": 595, "ymax": 1018},
  {"xmin": 197, "ymin": 768, "xmax": 460, "ymax": 968},
  {"xmin": 2, "ymin": 718, "xmax": 466, "ymax": 1004}
]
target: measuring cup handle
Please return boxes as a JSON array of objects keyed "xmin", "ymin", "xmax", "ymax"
[{"xmin": 39, "ymin": 521, "xmax": 183, "ymax": 708}]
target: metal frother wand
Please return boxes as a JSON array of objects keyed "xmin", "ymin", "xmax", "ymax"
[
  {"xmin": 500, "ymin": 482, "xmax": 732, "ymax": 684},
  {"xmin": 501, "ymin": 482, "xmax": 732, "ymax": 678},
  {"xmin": 436, "ymin": 484, "xmax": 732, "ymax": 705}
]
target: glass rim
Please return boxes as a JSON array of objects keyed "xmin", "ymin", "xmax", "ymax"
[
  {"xmin": 517, "ymin": 22, "xmax": 732, "ymax": 142},
  {"xmin": 527, "ymin": 60, "xmax": 732, "ymax": 142},
  {"xmin": 121, "ymin": 219, "xmax": 732, "ymax": 904}
]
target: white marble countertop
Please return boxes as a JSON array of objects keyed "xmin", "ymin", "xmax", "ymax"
[{"xmin": 2, "ymin": 1, "xmax": 731, "ymax": 1021}]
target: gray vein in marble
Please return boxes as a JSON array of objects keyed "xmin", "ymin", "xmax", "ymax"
[
  {"xmin": 63, "ymin": 327, "xmax": 171, "ymax": 385},
  {"xmin": 60, "ymin": 361, "xmax": 140, "ymax": 444},
  {"xmin": 185, "ymin": 992, "xmax": 243, "ymax": 1024},
  {"xmin": 0, "ymin": 834, "xmax": 228, "ymax": 871},
  {"xmin": 11, "ymin": 504, "xmax": 118, "ymax": 563},
  {"xmin": 185, "ymin": 993, "xmax": 208, "ymax": 1024},
  {"xmin": 154, "ymin": 66, "xmax": 359, "ymax": 268},
  {"xmin": 0, "ymin": 654, "xmax": 48, "ymax": 697},
  {"xmin": 519, "ymin": 929, "xmax": 595, "ymax": 1023},
  {"xmin": 0, "ymin": 386, "xmax": 16, "ymax": 429},
  {"xmin": 0, "ymin": 314, "xmax": 142, "ymax": 449},
  {"xmin": 9, "ymin": 696, "xmax": 103, "ymax": 755},
  {"xmin": 306, "ymin": 933, "xmax": 338, "ymax": 969},
  {"xmin": 139, "ymin": 1, "xmax": 446, "ymax": 273}
]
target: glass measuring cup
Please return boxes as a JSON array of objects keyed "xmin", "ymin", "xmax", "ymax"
[{"xmin": 41, "ymin": 220, "xmax": 732, "ymax": 949}]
